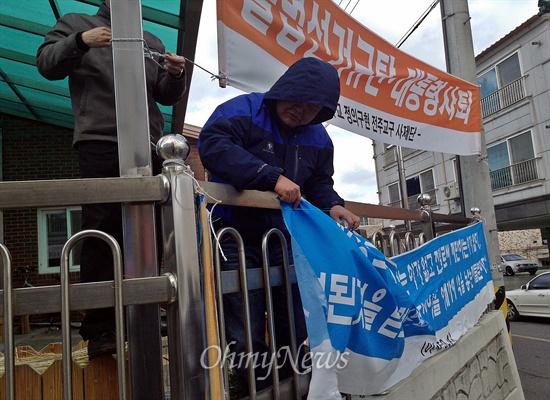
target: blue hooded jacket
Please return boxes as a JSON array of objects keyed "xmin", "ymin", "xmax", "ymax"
[{"xmin": 199, "ymin": 57, "xmax": 345, "ymax": 243}]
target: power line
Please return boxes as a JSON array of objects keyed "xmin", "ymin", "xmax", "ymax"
[{"xmin": 396, "ymin": 0, "xmax": 441, "ymax": 48}]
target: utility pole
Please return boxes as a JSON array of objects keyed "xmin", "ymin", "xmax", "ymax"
[{"xmin": 440, "ymin": 0, "xmax": 504, "ymax": 288}]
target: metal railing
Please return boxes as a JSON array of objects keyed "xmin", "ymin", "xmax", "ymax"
[
  {"xmin": 1, "ymin": 159, "xmax": 476, "ymax": 400},
  {"xmin": 481, "ymin": 76, "xmax": 526, "ymax": 117},
  {"xmin": 490, "ymin": 157, "xmax": 540, "ymax": 190}
]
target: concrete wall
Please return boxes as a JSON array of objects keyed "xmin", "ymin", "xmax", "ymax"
[{"xmin": 354, "ymin": 311, "xmax": 524, "ymax": 400}]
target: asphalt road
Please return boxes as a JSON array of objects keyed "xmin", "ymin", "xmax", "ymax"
[{"xmin": 502, "ymin": 270, "xmax": 550, "ymax": 400}]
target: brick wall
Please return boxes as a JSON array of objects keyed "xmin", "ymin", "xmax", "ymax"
[
  {"xmin": 1, "ymin": 114, "xmax": 80, "ymax": 290},
  {"xmin": 498, "ymin": 229, "xmax": 546, "ymax": 266}
]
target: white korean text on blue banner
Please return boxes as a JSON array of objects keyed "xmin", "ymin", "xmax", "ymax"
[{"xmin": 281, "ymin": 200, "xmax": 494, "ymax": 398}]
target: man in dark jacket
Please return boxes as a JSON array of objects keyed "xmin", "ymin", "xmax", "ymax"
[
  {"xmin": 199, "ymin": 57, "xmax": 360, "ymax": 394},
  {"xmin": 36, "ymin": 0, "xmax": 186, "ymax": 359}
]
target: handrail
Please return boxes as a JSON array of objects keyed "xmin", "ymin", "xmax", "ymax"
[
  {"xmin": 1, "ymin": 243, "xmax": 15, "ymax": 400},
  {"xmin": 0, "ymin": 176, "xmax": 169, "ymax": 209},
  {"xmin": 0, "ymin": 177, "xmax": 471, "ymax": 227}
]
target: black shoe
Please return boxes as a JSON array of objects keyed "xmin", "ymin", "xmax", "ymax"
[{"xmin": 87, "ymin": 331, "xmax": 117, "ymax": 360}]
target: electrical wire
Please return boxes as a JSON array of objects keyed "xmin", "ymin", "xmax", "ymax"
[{"xmin": 396, "ymin": 0, "xmax": 441, "ymax": 48}]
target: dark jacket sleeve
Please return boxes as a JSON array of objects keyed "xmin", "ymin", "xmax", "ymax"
[
  {"xmin": 199, "ymin": 98, "xmax": 283, "ymax": 192},
  {"xmin": 36, "ymin": 16, "xmax": 88, "ymax": 81},
  {"xmin": 146, "ymin": 34, "xmax": 187, "ymax": 106}
]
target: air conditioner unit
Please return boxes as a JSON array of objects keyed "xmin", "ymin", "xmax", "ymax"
[{"xmin": 442, "ymin": 184, "xmax": 460, "ymax": 200}]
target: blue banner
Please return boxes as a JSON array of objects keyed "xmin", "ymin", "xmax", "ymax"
[{"xmin": 281, "ymin": 200, "xmax": 494, "ymax": 397}]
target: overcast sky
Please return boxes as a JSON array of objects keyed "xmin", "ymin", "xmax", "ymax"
[{"xmin": 185, "ymin": 0, "xmax": 539, "ymax": 204}]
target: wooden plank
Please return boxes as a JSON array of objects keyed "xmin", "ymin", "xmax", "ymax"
[
  {"xmin": 15, "ymin": 364, "xmax": 41, "ymax": 400},
  {"xmin": 83, "ymin": 356, "xmax": 120, "ymax": 400},
  {"xmin": 0, "ymin": 373, "xmax": 5, "ymax": 400},
  {"xmin": 42, "ymin": 359, "xmax": 62, "ymax": 400}
]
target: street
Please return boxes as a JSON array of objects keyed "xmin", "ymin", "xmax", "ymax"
[{"xmin": 503, "ymin": 271, "xmax": 550, "ymax": 400}]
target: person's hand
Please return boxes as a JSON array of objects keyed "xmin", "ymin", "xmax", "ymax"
[
  {"xmin": 275, "ymin": 175, "xmax": 302, "ymax": 208},
  {"xmin": 81, "ymin": 27, "xmax": 112, "ymax": 48},
  {"xmin": 330, "ymin": 205, "xmax": 360, "ymax": 230},
  {"xmin": 163, "ymin": 51, "xmax": 186, "ymax": 78}
]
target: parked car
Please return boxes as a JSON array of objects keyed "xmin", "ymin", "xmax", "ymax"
[
  {"xmin": 498, "ymin": 253, "xmax": 538, "ymax": 276},
  {"xmin": 506, "ymin": 271, "xmax": 550, "ymax": 321}
]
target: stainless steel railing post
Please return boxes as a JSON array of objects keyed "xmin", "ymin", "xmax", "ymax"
[
  {"xmin": 261, "ymin": 228, "xmax": 301, "ymax": 400},
  {"xmin": 404, "ymin": 231, "xmax": 417, "ymax": 252},
  {"xmin": 214, "ymin": 227, "xmax": 256, "ymax": 399},
  {"xmin": 388, "ymin": 230, "xmax": 402, "ymax": 256},
  {"xmin": 1, "ymin": 243, "xmax": 15, "ymax": 400},
  {"xmin": 370, "ymin": 231, "xmax": 388, "ymax": 256},
  {"xmin": 60, "ymin": 230, "xmax": 126, "ymax": 400}
]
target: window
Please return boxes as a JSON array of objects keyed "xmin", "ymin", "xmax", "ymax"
[
  {"xmin": 478, "ymin": 53, "xmax": 524, "ymax": 116},
  {"xmin": 388, "ymin": 183, "xmax": 400, "ymax": 207},
  {"xmin": 406, "ymin": 170, "xmax": 436, "ymax": 209},
  {"xmin": 488, "ymin": 131, "xmax": 537, "ymax": 190},
  {"xmin": 37, "ymin": 207, "xmax": 82, "ymax": 274},
  {"xmin": 479, "ymin": 53, "xmax": 521, "ymax": 97},
  {"xmin": 388, "ymin": 171, "xmax": 436, "ymax": 209}
]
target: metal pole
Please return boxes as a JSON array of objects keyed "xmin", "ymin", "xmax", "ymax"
[
  {"xmin": 439, "ymin": 0, "xmax": 503, "ymax": 286},
  {"xmin": 395, "ymin": 145, "xmax": 412, "ymax": 231},
  {"xmin": 110, "ymin": 0, "xmax": 163, "ymax": 398},
  {"xmin": 158, "ymin": 134, "xmax": 207, "ymax": 399},
  {"xmin": 1, "ymin": 244, "xmax": 14, "ymax": 400}
]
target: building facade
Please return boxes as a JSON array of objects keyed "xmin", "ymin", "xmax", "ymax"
[{"xmin": 373, "ymin": 12, "xmax": 550, "ymax": 262}]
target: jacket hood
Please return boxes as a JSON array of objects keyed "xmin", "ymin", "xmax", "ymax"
[{"xmin": 264, "ymin": 57, "xmax": 340, "ymax": 125}]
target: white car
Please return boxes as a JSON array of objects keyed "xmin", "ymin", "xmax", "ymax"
[
  {"xmin": 506, "ymin": 271, "xmax": 550, "ymax": 321},
  {"xmin": 498, "ymin": 253, "xmax": 538, "ymax": 276}
]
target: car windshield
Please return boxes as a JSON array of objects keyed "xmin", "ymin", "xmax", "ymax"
[{"xmin": 502, "ymin": 254, "xmax": 525, "ymax": 261}]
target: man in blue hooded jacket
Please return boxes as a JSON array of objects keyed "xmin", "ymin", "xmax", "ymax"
[{"xmin": 199, "ymin": 57, "xmax": 360, "ymax": 394}]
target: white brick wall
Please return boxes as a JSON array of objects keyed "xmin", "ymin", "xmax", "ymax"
[{"xmin": 498, "ymin": 229, "xmax": 546, "ymax": 265}]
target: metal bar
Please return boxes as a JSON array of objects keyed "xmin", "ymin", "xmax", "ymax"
[
  {"xmin": 201, "ymin": 181, "xmax": 280, "ymax": 209},
  {"xmin": 404, "ymin": 232, "xmax": 416, "ymax": 251},
  {"xmin": 213, "ymin": 230, "xmax": 230, "ymax": 399},
  {"xmin": 0, "ymin": 177, "xmax": 469, "ymax": 226},
  {"xmin": 161, "ymin": 167, "xmax": 207, "ymax": 399},
  {"xmin": 171, "ymin": 0, "xmax": 204, "ymax": 136},
  {"xmin": 60, "ymin": 230, "xmax": 127, "ymax": 400},
  {"xmin": 389, "ymin": 230, "xmax": 402, "ymax": 256},
  {"xmin": 110, "ymin": 0, "xmax": 164, "ymax": 396},
  {"xmin": 219, "ymin": 266, "xmax": 296, "ymax": 295},
  {"xmin": 1, "ymin": 243, "xmax": 15, "ymax": 400},
  {"xmin": 261, "ymin": 229, "xmax": 281, "ymax": 400},
  {"xmin": 216, "ymin": 227, "xmax": 257, "ymax": 399},
  {"xmin": 201, "ymin": 181, "xmax": 471, "ymax": 226},
  {"xmin": 371, "ymin": 231, "xmax": 388, "ymax": 256},
  {"xmin": 263, "ymin": 229, "xmax": 302, "ymax": 399},
  {"xmin": 0, "ymin": 275, "xmax": 176, "ymax": 317},
  {"xmin": 0, "ymin": 176, "xmax": 169, "ymax": 209},
  {"xmin": 345, "ymin": 200, "xmax": 424, "ymax": 222}
]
